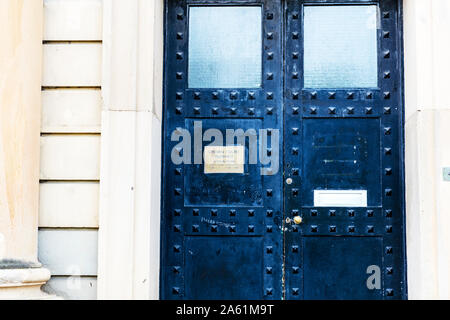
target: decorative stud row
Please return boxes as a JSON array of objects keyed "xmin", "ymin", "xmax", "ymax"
[{"xmin": 305, "ymin": 209, "xmax": 393, "ymax": 218}]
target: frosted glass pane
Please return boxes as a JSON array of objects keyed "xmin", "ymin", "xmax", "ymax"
[
  {"xmin": 304, "ymin": 6, "xmax": 378, "ymax": 88},
  {"xmin": 188, "ymin": 7, "xmax": 262, "ymax": 88}
]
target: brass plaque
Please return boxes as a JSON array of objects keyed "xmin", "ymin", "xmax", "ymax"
[{"xmin": 204, "ymin": 146, "xmax": 245, "ymax": 174}]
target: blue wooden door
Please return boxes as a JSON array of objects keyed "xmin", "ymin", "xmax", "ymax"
[{"xmin": 161, "ymin": 0, "xmax": 406, "ymax": 300}]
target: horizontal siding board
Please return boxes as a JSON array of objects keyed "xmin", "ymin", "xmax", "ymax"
[
  {"xmin": 42, "ymin": 276, "xmax": 97, "ymax": 300},
  {"xmin": 42, "ymin": 89, "xmax": 102, "ymax": 133},
  {"xmin": 43, "ymin": 43, "xmax": 102, "ymax": 87},
  {"xmin": 38, "ymin": 229, "xmax": 98, "ymax": 276},
  {"xmin": 40, "ymin": 134, "xmax": 101, "ymax": 180},
  {"xmin": 44, "ymin": 0, "xmax": 103, "ymax": 41},
  {"xmin": 39, "ymin": 182, "xmax": 99, "ymax": 228}
]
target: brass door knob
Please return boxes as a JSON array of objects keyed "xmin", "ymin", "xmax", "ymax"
[{"xmin": 293, "ymin": 216, "xmax": 303, "ymax": 225}]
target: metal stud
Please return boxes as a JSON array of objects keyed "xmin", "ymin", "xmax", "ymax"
[
  {"xmin": 174, "ymin": 209, "xmax": 181, "ymax": 216},
  {"xmin": 267, "ymin": 52, "xmax": 274, "ymax": 60},
  {"xmin": 192, "ymin": 225, "xmax": 199, "ymax": 232},
  {"xmin": 173, "ymin": 245, "xmax": 181, "ymax": 253},
  {"xmin": 266, "ymin": 12, "xmax": 274, "ymax": 20},
  {"xmin": 328, "ymin": 107, "xmax": 336, "ymax": 115},
  {"xmin": 386, "ymin": 267, "xmax": 394, "ymax": 275},
  {"xmin": 365, "ymin": 107, "xmax": 373, "ymax": 114},
  {"xmin": 384, "ymin": 71, "xmax": 391, "ymax": 79},
  {"xmin": 310, "ymin": 107, "xmax": 317, "ymax": 115},
  {"xmin": 348, "ymin": 226, "xmax": 356, "ymax": 233},
  {"xmin": 174, "ymin": 225, "xmax": 181, "ymax": 232},
  {"xmin": 292, "ymin": 288, "xmax": 299, "ymax": 296},
  {"xmin": 266, "ymin": 288, "xmax": 273, "ymax": 296},
  {"xmin": 174, "ymin": 168, "xmax": 182, "ymax": 175},
  {"xmin": 311, "ymin": 91, "xmax": 318, "ymax": 99},
  {"xmin": 328, "ymin": 92, "xmax": 336, "ymax": 99},
  {"xmin": 329, "ymin": 210, "xmax": 336, "ymax": 217},
  {"xmin": 292, "ymin": 52, "xmax": 299, "ymax": 59},
  {"xmin": 292, "ymin": 147, "xmax": 299, "ymax": 155},
  {"xmin": 292, "ymin": 246, "xmax": 299, "ymax": 253},
  {"xmin": 384, "ymin": 92, "xmax": 391, "ymax": 99},
  {"xmin": 386, "ymin": 246, "xmax": 393, "ymax": 254},
  {"xmin": 292, "ymin": 189, "xmax": 299, "ymax": 196},
  {"xmin": 176, "ymin": 32, "xmax": 183, "ymax": 40},
  {"xmin": 385, "ymin": 189, "xmax": 393, "ymax": 196},
  {"xmin": 292, "ymin": 128, "xmax": 299, "ymax": 135},
  {"xmin": 211, "ymin": 209, "xmax": 218, "ymax": 216},
  {"xmin": 230, "ymin": 108, "xmax": 237, "ymax": 115},
  {"xmin": 366, "ymin": 92, "xmax": 373, "ymax": 99},
  {"xmin": 176, "ymin": 11, "xmax": 184, "ymax": 20},
  {"xmin": 384, "ymin": 127, "xmax": 392, "ymax": 135},
  {"xmin": 329, "ymin": 226, "xmax": 337, "ymax": 233},
  {"xmin": 311, "ymin": 226, "xmax": 318, "ymax": 233},
  {"xmin": 211, "ymin": 225, "xmax": 218, "ymax": 232},
  {"xmin": 266, "ymin": 73, "xmax": 274, "ymax": 80},
  {"xmin": 311, "ymin": 210, "xmax": 318, "ymax": 217},
  {"xmin": 383, "ymin": 31, "xmax": 390, "ymax": 38},
  {"xmin": 175, "ymin": 107, "xmax": 182, "ymax": 115},
  {"xmin": 176, "ymin": 72, "xmax": 183, "ymax": 79},
  {"xmin": 385, "ymin": 168, "xmax": 393, "ymax": 176},
  {"xmin": 267, "ymin": 189, "xmax": 273, "ymax": 197},
  {"xmin": 292, "ymin": 92, "xmax": 299, "ymax": 100},
  {"xmin": 193, "ymin": 107, "xmax": 200, "ymax": 115},
  {"xmin": 383, "ymin": 12, "xmax": 390, "ymax": 19},
  {"xmin": 266, "ymin": 107, "xmax": 274, "ymax": 115},
  {"xmin": 194, "ymin": 92, "xmax": 201, "ymax": 100},
  {"xmin": 347, "ymin": 92, "xmax": 354, "ymax": 99},
  {"xmin": 292, "ymin": 168, "xmax": 299, "ymax": 176},
  {"xmin": 266, "ymin": 267, "xmax": 273, "ymax": 274},
  {"xmin": 384, "ymin": 107, "xmax": 392, "ymax": 114},
  {"xmin": 367, "ymin": 226, "xmax": 375, "ymax": 233},
  {"xmin": 383, "ymin": 50, "xmax": 391, "ymax": 59},
  {"xmin": 292, "ymin": 12, "xmax": 299, "ymax": 19},
  {"xmin": 212, "ymin": 107, "xmax": 219, "ymax": 115},
  {"xmin": 174, "ymin": 188, "xmax": 182, "ymax": 196},
  {"xmin": 176, "ymin": 52, "xmax": 183, "ymax": 60},
  {"xmin": 385, "ymin": 209, "xmax": 393, "ymax": 218},
  {"xmin": 229, "ymin": 225, "xmax": 236, "ymax": 233},
  {"xmin": 176, "ymin": 92, "xmax": 183, "ymax": 100},
  {"xmin": 367, "ymin": 210, "xmax": 374, "ymax": 217},
  {"xmin": 292, "ymin": 32, "xmax": 299, "ymax": 39},
  {"xmin": 266, "ymin": 32, "xmax": 274, "ymax": 40},
  {"xmin": 292, "ymin": 267, "xmax": 300, "ymax": 274},
  {"xmin": 229, "ymin": 209, "xmax": 236, "ymax": 217},
  {"xmin": 172, "ymin": 287, "xmax": 180, "ymax": 295},
  {"xmin": 292, "ymin": 107, "xmax": 299, "ymax": 115},
  {"xmin": 266, "ymin": 246, "xmax": 273, "ymax": 254},
  {"xmin": 347, "ymin": 107, "xmax": 355, "ymax": 114},
  {"xmin": 267, "ymin": 92, "xmax": 274, "ymax": 100},
  {"xmin": 386, "ymin": 289, "xmax": 394, "ymax": 297},
  {"xmin": 386, "ymin": 225, "xmax": 393, "ymax": 233},
  {"xmin": 266, "ymin": 210, "xmax": 273, "ymax": 217},
  {"xmin": 266, "ymin": 226, "xmax": 273, "ymax": 233},
  {"xmin": 248, "ymin": 108, "xmax": 255, "ymax": 116},
  {"xmin": 193, "ymin": 209, "xmax": 199, "ymax": 216},
  {"xmin": 248, "ymin": 210, "xmax": 255, "ymax": 217},
  {"xmin": 292, "ymin": 72, "xmax": 299, "ymax": 79},
  {"xmin": 230, "ymin": 91, "xmax": 238, "ymax": 100},
  {"xmin": 212, "ymin": 92, "xmax": 219, "ymax": 100},
  {"xmin": 348, "ymin": 210, "xmax": 355, "ymax": 217},
  {"xmin": 385, "ymin": 147, "xmax": 392, "ymax": 155}
]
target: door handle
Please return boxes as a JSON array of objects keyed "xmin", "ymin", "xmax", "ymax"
[{"xmin": 286, "ymin": 216, "xmax": 303, "ymax": 225}]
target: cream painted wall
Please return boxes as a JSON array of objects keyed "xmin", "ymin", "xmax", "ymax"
[
  {"xmin": 0, "ymin": 0, "xmax": 43, "ymax": 263},
  {"xmin": 404, "ymin": 0, "xmax": 450, "ymax": 300}
]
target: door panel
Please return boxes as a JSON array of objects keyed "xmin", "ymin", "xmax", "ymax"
[
  {"xmin": 162, "ymin": 0, "xmax": 406, "ymax": 300},
  {"xmin": 284, "ymin": 0, "xmax": 405, "ymax": 300},
  {"xmin": 161, "ymin": 0, "xmax": 283, "ymax": 300}
]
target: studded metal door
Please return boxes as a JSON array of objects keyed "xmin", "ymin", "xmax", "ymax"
[{"xmin": 161, "ymin": 0, "xmax": 406, "ymax": 300}]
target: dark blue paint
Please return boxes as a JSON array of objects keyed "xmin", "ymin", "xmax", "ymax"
[{"xmin": 161, "ymin": 0, "xmax": 406, "ymax": 300}]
